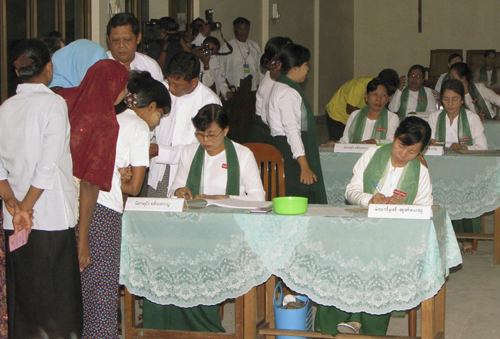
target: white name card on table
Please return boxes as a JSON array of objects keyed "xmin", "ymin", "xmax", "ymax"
[
  {"xmin": 125, "ymin": 197, "xmax": 186, "ymax": 212},
  {"xmin": 334, "ymin": 144, "xmax": 378, "ymax": 154},
  {"xmin": 368, "ymin": 204, "xmax": 432, "ymax": 220},
  {"xmin": 421, "ymin": 146, "xmax": 443, "ymax": 156}
]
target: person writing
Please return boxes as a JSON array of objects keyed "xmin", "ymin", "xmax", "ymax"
[
  {"xmin": 143, "ymin": 104, "xmax": 264, "ymax": 332},
  {"xmin": 323, "ymin": 78, "xmax": 399, "ymax": 146},
  {"xmin": 315, "ymin": 116, "xmax": 433, "ymax": 336}
]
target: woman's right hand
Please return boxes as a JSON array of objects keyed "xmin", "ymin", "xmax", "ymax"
[
  {"xmin": 429, "ymin": 139, "xmax": 438, "ymax": 146},
  {"xmin": 369, "ymin": 193, "xmax": 387, "ymax": 204},
  {"xmin": 398, "ymin": 75, "xmax": 406, "ymax": 90},
  {"xmin": 175, "ymin": 187, "xmax": 193, "ymax": 200},
  {"xmin": 300, "ymin": 167, "xmax": 317, "ymax": 185},
  {"xmin": 321, "ymin": 140, "xmax": 336, "ymax": 148}
]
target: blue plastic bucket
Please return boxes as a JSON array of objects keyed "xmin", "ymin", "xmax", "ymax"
[{"xmin": 273, "ymin": 282, "xmax": 313, "ymax": 339}]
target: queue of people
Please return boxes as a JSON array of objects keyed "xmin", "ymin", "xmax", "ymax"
[{"xmin": 0, "ymin": 10, "xmax": 496, "ymax": 339}]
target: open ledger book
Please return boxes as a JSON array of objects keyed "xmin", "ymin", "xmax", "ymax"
[{"xmin": 187, "ymin": 198, "xmax": 272, "ymax": 210}]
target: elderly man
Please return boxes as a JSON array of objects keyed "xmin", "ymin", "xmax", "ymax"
[
  {"xmin": 106, "ymin": 12, "xmax": 163, "ymax": 82},
  {"xmin": 217, "ymin": 17, "xmax": 261, "ymax": 143}
]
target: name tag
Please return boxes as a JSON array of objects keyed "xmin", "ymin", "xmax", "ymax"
[
  {"xmin": 393, "ymin": 189, "xmax": 408, "ymax": 198},
  {"xmin": 243, "ymin": 63, "xmax": 250, "ymax": 73},
  {"xmin": 421, "ymin": 146, "xmax": 443, "ymax": 156},
  {"xmin": 222, "ymin": 163, "xmax": 228, "ymax": 169},
  {"xmin": 125, "ymin": 198, "xmax": 186, "ymax": 212},
  {"xmin": 368, "ymin": 204, "xmax": 432, "ymax": 219},
  {"xmin": 418, "ymin": 97, "xmax": 426, "ymax": 101},
  {"xmin": 334, "ymin": 143, "xmax": 377, "ymax": 153},
  {"xmin": 460, "ymin": 137, "xmax": 469, "ymax": 143},
  {"xmin": 376, "ymin": 127, "xmax": 386, "ymax": 132}
]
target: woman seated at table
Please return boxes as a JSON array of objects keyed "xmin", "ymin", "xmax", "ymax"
[
  {"xmin": 323, "ymin": 78, "xmax": 399, "ymax": 146},
  {"xmin": 429, "ymin": 79, "xmax": 487, "ymax": 253},
  {"xmin": 389, "ymin": 64, "xmax": 438, "ymax": 118},
  {"xmin": 473, "ymin": 50, "xmax": 499, "ymax": 88},
  {"xmin": 450, "ymin": 62, "xmax": 500, "ymax": 120},
  {"xmin": 315, "ymin": 116, "xmax": 433, "ymax": 336},
  {"xmin": 142, "ymin": 104, "xmax": 265, "ymax": 333}
]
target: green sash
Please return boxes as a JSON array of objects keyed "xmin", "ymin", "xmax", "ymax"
[
  {"xmin": 276, "ymin": 74, "xmax": 327, "ymax": 204},
  {"xmin": 434, "ymin": 107, "xmax": 473, "ymax": 146},
  {"xmin": 397, "ymin": 86, "xmax": 428, "ymax": 118},
  {"xmin": 348, "ymin": 106, "xmax": 389, "ymax": 143},
  {"xmin": 363, "ymin": 144, "xmax": 420, "ymax": 204},
  {"xmin": 479, "ymin": 66, "xmax": 497, "ymax": 85},
  {"xmin": 466, "ymin": 82, "xmax": 492, "ymax": 119},
  {"xmin": 185, "ymin": 137, "xmax": 240, "ymax": 196}
]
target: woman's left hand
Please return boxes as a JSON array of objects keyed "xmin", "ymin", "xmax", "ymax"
[
  {"xmin": 386, "ymin": 194, "xmax": 405, "ymax": 205},
  {"xmin": 118, "ymin": 165, "xmax": 133, "ymax": 182},
  {"xmin": 449, "ymin": 143, "xmax": 467, "ymax": 151},
  {"xmin": 194, "ymin": 194, "xmax": 229, "ymax": 200}
]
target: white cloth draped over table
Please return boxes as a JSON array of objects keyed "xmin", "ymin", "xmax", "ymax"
[{"xmin": 120, "ymin": 206, "xmax": 461, "ymax": 314}]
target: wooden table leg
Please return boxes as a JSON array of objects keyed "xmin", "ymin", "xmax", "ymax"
[
  {"xmin": 243, "ymin": 286, "xmax": 257, "ymax": 339},
  {"xmin": 494, "ymin": 207, "xmax": 500, "ymax": 265},
  {"xmin": 421, "ymin": 284, "xmax": 445, "ymax": 339},
  {"xmin": 124, "ymin": 287, "xmax": 135, "ymax": 339}
]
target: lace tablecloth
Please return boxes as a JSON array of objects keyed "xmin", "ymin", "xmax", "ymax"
[
  {"xmin": 483, "ymin": 121, "xmax": 500, "ymax": 150},
  {"xmin": 320, "ymin": 149, "xmax": 500, "ymax": 220},
  {"xmin": 119, "ymin": 206, "xmax": 461, "ymax": 314}
]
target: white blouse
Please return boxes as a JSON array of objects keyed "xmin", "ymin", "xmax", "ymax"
[
  {"xmin": 464, "ymin": 82, "xmax": 500, "ymax": 118},
  {"xmin": 428, "ymin": 109, "xmax": 488, "ymax": 150},
  {"xmin": 389, "ymin": 87, "xmax": 438, "ymax": 116},
  {"xmin": 339, "ymin": 109, "xmax": 399, "ymax": 144},
  {"xmin": 345, "ymin": 147, "xmax": 433, "ymax": 207},
  {"xmin": 168, "ymin": 141, "xmax": 266, "ymax": 201},
  {"xmin": 268, "ymin": 82, "xmax": 305, "ymax": 159},
  {"xmin": 255, "ymin": 71, "xmax": 275, "ymax": 124}
]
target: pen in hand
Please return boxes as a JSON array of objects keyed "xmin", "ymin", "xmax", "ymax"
[{"xmin": 372, "ymin": 180, "xmax": 383, "ymax": 194}]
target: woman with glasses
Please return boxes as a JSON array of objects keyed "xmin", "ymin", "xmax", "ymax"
[
  {"xmin": 267, "ymin": 43, "xmax": 327, "ymax": 204},
  {"xmin": 389, "ymin": 64, "xmax": 438, "ymax": 118},
  {"xmin": 142, "ymin": 104, "xmax": 264, "ymax": 333},
  {"xmin": 323, "ymin": 78, "xmax": 399, "ymax": 146},
  {"xmin": 450, "ymin": 62, "xmax": 500, "ymax": 120},
  {"xmin": 429, "ymin": 79, "xmax": 487, "ymax": 254}
]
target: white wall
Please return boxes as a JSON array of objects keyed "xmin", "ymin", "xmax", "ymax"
[{"xmin": 353, "ymin": 0, "xmax": 500, "ymax": 78}]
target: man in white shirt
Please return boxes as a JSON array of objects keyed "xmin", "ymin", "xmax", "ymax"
[
  {"xmin": 148, "ymin": 52, "xmax": 221, "ymax": 196},
  {"xmin": 217, "ymin": 17, "xmax": 261, "ymax": 143},
  {"xmin": 106, "ymin": 13, "xmax": 164, "ymax": 82}
]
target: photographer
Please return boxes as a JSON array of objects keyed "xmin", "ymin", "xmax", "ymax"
[
  {"xmin": 190, "ymin": 17, "xmax": 211, "ymax": 47},
  {"xmin": 196, "ymin": 36, "xmax": 221, "ymax": 93},
  {"xmin": 146, "ymin": 17, "xmax": 191, "ymax": 72}
]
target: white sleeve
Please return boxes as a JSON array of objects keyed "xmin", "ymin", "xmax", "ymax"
[
  {"xmin": 388, "ymin": 88, "xmax": 402, "ymax": 113},
  {"xmin": 376, "ymin": 111, "xmax": 399, "ymax": 144},
  {"xmin": 480, "ymin": 84, "xmax": 500, "ymax": 108},
  {"xmin": 217, "ymin": 45, "xmax": 230, "ymax": 98},
  {"xmin": 345, "ymin": 148, "xmax": 376, "ymax": 207},
  {"xmin": 201, "ymin": 68, "xmax": 216, "ymax": 88},
  {"xmin": 338, "ymin": 110, "xmax": 359, "ymax": 144},
  {"xmin": 167, "ymin": 146, "xmax": 192, "ymax": 197},
  {"xmin": 129, "ymin": 124, "xmax": 150, "ymax": 167},
  {"xmin": 32, "ymin": 99, "xmax": 69, "ymax": 190},
  {"xmin": 229, "ymin": 148, "xmax": 266, "ymax": 201},
  {"xmin": 425, "ymin": 87, "xmax": 438, "ymax": 113},
  {"xmin": 412, "ymin": 165, "xmax": 433, "ymax": 206},
  {"xmin": 280, "ymin": 88, "xmax": 306, "ymax": 159},
  {"xmin": 428, "ymin": 111, "xmax": 439, "ymax": 141},
  {"xmin": 435, "ymin": 73, "xmax": 445, "ymax": 93},
  {"xmin": 468, "ymin": 111, "xmax": 488, "ymax": 150}
]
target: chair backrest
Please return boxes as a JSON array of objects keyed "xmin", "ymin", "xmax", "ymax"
[
  {"xmin": 244, "ymin": 142, "xmax": 285, "ymax": 200},
  {"xmin": 429, "ymin": 49, "xmax": 463, "ymax": 81}
]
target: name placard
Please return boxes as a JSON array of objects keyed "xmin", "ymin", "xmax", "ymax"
[
  {"xmin": 368, "ymin": 204, "xmax": 432, "ymax": 220},
  {"xmin": 334, "ymin": 143, "xmax": 378, "ymax": 154},
  {"xmin": 421, "ymin": 146, "xmax": 443, "ymax": 156},
  {"xmin": 125, "ymin": 198, "xmax": 186, "ymax": 212}
]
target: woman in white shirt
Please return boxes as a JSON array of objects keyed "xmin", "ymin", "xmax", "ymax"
[
  {"xmin": 267, "ymin": 43, "xmax": 327, "ymax": 204},
  {"xmin": 473, "ymin": 50, "xmax": 500, "ymax": 88},
  {"xmin": 429, "ymin": 79, "xmax": 488, "ymax": 151},
  {"xmin": 325, "ymin": 78, "xmax": 399, "ymax": 146},
  {"xmin": 435, "ymin": 53, "xmax": 463, "ymax": 93},
  {"xmin": 0, "ymin": 39, "xmax": 82, "ymax": 338},
  {"xmin": 316, "ymin": 116, "xmax": 433, "ymax": 337},
  {"xmin": 389, "ymin": 64, "xmax": 438, "ymax": 118},
  {"xmin": 79, "ymin": 70, "xmax": 171, "ymax": 338},
  {"xmin": 143, "ymin": 104, "xmax": 264, "ymax": 332},
  {"xmin": 450, "ymin": 62, "xmax": 500, "ymax": 120},
  {"xmin": 429, "ymin": 79, "xmax": 486, "ymax": 254},
  {"xmin": 249, "ymin": 36, "xmax": 293, "ymax": 144}
]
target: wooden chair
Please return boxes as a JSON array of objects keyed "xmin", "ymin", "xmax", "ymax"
[
  {"xmin": 466, "ymin": 50, "xmax": 500, "ymax": 74},
  {"xmin": 428, "ymin": 49, "xmax": 463, "ymax": 89},
  {"xmin": 244, "ymin": 142, "xmax": 286, "ymax": 200}
]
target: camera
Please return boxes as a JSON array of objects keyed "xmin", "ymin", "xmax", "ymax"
[
  {"xmin": 201, "ymin": 44, "xmax": 213, "ymax": 58},
  {"xmin": 142, "ymin": 18, "xmax": 181, "ymax": 44},
  {"xmin": 142, "ymin": 19, "xmax": 163, "ymax": 44},
  {"xmin": 205, "ymin": 9, "xmax": 221, "ymax": 31}
]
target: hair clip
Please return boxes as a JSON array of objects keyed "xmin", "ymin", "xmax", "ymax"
[
  {"xmin": 13, "ymin": 54, "xmax": 34, "ymax": 70},
  {"xmin": 123, "ymin": 92, "xmax": 138, "ymax": 108}
]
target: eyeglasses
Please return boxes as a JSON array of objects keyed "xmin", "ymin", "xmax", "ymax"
[
  {"xmin": 368, "ymin": 93, "xmax": 388, "ymax": 99},
  {"xmin": 409, "ymin": 74, "xmax": 423, "ymax": 79},
  {"xmin": 194, "ymin": 129, "xmax": 224, "ymax": 141},
  {"xmin": 441, "ymin": 97, "xmax": 462, "ymax": 105}
]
